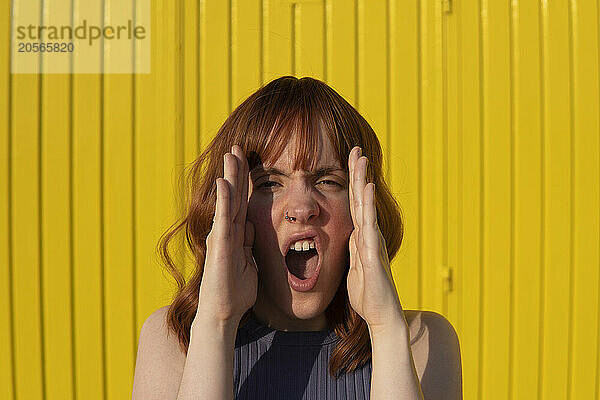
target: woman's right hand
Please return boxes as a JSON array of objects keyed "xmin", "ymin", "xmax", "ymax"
[{"xmin": 195, "ymin": 144, "xmax": 258, "ymax": 326}]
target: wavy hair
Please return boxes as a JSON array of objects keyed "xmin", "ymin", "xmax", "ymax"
[{"xmin": 158, "ymin": 76, "xmax": 404, "ymax": 378}]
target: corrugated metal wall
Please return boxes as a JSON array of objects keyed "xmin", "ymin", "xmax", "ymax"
[{"xmin": 1, "ymin": 0, "xmax": 599, "ymax": 399}]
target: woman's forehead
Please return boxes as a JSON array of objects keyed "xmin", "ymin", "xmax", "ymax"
[{"xmin": 264, "ymin": 131, "xmax": 342, "ymax": 171}]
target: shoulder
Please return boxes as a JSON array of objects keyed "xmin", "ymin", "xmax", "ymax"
[
  {"xmin": 140, "ymin": 304, "xmax": 187, "ymax": 358},
  {"xmin": 403, "ymin": 310, "xmax": 463, "ymax": 400},
  {"xmin": 141, "ymin": 305, "xmax": 172, "ymax": 333},
  {"xmin": 403, "ymin": 309, "xmax": 459, "ymax": 346},
  {"xmin": 407, "ymin": 310, "xmax": 459, "ymax": 340},
  {"xmin": 132, "ymin": 305, "xmax": 187, "ymax": 399}
]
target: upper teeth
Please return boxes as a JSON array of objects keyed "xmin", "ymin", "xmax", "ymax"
[{"xmin": 290, "ymin": 239, "xmax": 315, "ymax": 251}]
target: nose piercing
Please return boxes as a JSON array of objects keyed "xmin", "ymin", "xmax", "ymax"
[{"xmin": 285, "ymin": 211, "xmax": 296, "ymax": 222}]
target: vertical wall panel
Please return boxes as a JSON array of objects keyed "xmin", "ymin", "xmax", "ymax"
[
  {"xmin": 232, "ymin": 0, "xmax": 262, "ymax": 105},
  {"xmin": 443, "ymin": 0, "xmax": 460, "ymax": 323},
  {"xmin": 457, "ymin": 0, "xmax": 483, "ymax": 398},
  {"xmin": 388, "ymin": 0, "xmax": 421, "ymax": 312},
  {"xmin": 0, "ymin": 1, "xmax": 13, "ymax": 400},
  {"xmin": 511, "ymin": 1, "xmax": 543, "ymax": 400},
  {"xmin": 325, "ymin": 0, "xmax": 356, "ymax": 105},
  {"xmin": 155, "ymin": 0, "xmax": 182, "ymax": 262},
  {"xmin": 183, "ymin": 0, "xmax": 200, "ymax": 166},
  {"xmin": 570, "ymin": 0, "xmax": 600, "ymax": 399},
  {"xmin": 357, "ymin": 0, "xmax": 388, "ymax": 169},
  {"xmin": 10, "ymin": 2, "xmax": 45, "ymax": 399},
  {"xmin": 40, "ymin": 0, "xmax": 73, "ymax": 397},
  {"xmin": 541, "ymin": 0, "xmax": 573, "ymax": 399},
  {"xmin": 419, "ymin": 0, "xmax": 445, "ymax": 312},
  {"xmin": 263, "ymin": 0, "xmax": 293, "ymax": 81},
  {"xmin": 134, "ymin": 0, "xmax": 160, "ymax": 339},
  {"xmin": 199, "ymin": 0, "xmax": 230, "ymax": 151},
  {"xmin": 103, "ymin": 0, "xmax": 135, "ymax": 397},
  {"xmin": 71, "ymin": 0, "xmax": 105, "ymax": 398},
  {"xmin": 11, "ymin": 77, "xmax": 44, "ymax": 398},
  {"xmin": 181, "ymin": 0, "xmax": 201, "ymax": 282},
  {"xmin": 481, "ymin": 0, "xmax": 512, "ymax": 399},
  {"xmin": 294, "ymin": 1, "xmax": 325, "ymax": 80}
]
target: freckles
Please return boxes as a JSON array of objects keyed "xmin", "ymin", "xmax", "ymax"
[
  {"xmin": 247, "ymin": 198, "xmax": 270, "ymax": 221},
  {"xmin": 329, "ymin": 203, "xmax": 353, "ymax": 232}
]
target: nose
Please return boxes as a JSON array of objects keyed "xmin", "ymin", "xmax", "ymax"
[{"xmin": 283, "ymin": 187, "xmax": 319, "ymax": 224}]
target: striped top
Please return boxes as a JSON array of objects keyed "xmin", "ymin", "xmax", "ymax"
[{"xmin": 233, "ymin": 313, "xmax": 372, "ymax": 399}]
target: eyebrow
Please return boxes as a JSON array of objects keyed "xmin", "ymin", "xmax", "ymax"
[{"xmin": 250, "ymin": 165, "xmax": 346, "ymax": 178}]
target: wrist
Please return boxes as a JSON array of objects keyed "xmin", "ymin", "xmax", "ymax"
[
  {"xmin": 191, "ymin": 313, "xmax": 240, "ymax": 342},
  {"xmin": 368, "ymin": 315, "xmax": 410, "ymax": 342}
]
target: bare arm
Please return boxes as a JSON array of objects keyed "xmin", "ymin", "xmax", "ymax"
[
  {"xmin": 176, "ymin": 315, "xmax": 239, "ymax": 400},
  {"xmin": 369, "ymin": 311, "xmax": 463, "ymax": 400},
  {"xmin": 131, "ymin": 306, "xmax": 186, "ymax": 400},
  {"xmin": 369, "ymin": 319, "xmax": 425, "ymax": 400},
  {"xmin": 130, "ymin": 307, "xmax": 241, "ymax": 400}
]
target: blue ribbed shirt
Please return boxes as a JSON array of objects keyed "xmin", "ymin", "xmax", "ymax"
[{"xmin": 233, "ymin": 313, "xmax": 372, "ymax": 399}]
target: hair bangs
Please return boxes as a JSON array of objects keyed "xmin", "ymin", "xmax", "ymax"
[{"xmin": 245, "ymin": 90, "xmax": 348, "ymax": 174}]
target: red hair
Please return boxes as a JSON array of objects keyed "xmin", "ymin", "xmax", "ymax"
[{"xmin": 158, "ymin": 76, "xmax": 404, "ymax": 378}]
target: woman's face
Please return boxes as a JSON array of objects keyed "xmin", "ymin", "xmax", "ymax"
[{"xmin": 247, "ymin": 132, "xmax": 354, "ymax": 331}]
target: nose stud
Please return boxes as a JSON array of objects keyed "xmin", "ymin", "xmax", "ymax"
[{"xmin": 285, "ymin": 211, "xmax": 296, "ymax": 222}]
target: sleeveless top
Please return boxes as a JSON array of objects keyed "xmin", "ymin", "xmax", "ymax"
[{"xmin": 233, "ymin": 313, "xmax": 372, "ymax": 399}]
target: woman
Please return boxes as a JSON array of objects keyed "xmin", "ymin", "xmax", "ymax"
[{"xmin": 132, "ymin": 76, "xmax": 462, "ymax": 399}]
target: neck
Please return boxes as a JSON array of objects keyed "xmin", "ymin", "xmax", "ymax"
[{"xmin": 251, "ymin": 301, "xmax": 329, "ymax": 332}]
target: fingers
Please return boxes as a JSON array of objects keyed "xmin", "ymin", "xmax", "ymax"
[
  {"xmin": 354, "ymin": 157, "xmax": 367, "ymax": 228},
  {"xmin": 349, "ymin": 230, "xmax": 366, "ymax": 275},
  {"xmin": 350, "ymin": 149, "xmax": 367, "ymax": 229},
  {"xmin": 348, "ymin": 146, "xmax": 360, "ymax": 228},
  {"xmin": 223, "ymin": 151, "xmax": 239, "ymax": 222},
  {"xmin": 213, "ymin": 178, "xmax": 231, "ymax": 238},
  {"xmin": 224, "ymin": 145, "xmax": 251, "ymax": 250},
  {"xmin": 232, "ymin": 146, "xmax": 244, "ymax": 217},
  {"xmin": 348, "ymin": 146, "xmax": 378, "ymax": 245},
  {"xmin": 233, "ymin": 145, "xmax": 249, "ymax": 226},
  {"xmin": 362, "ymin": 182, "xmax": 376, "ymax": 226}
]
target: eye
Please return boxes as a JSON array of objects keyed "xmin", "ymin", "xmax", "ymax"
[
  {"xmin": 257, "ymin": 180, "xmax": 280, "ymax": 189},
  {"xmin": 317, "ymin": 179, "xmax": 341, "ymax": 187},
  {"xmin": 256, "ymin": 179, "xmax": 342, "ymax": 189}
]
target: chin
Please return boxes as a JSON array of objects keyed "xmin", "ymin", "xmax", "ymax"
[
  {"xmin": 270, "ymin": 290, "xmax": 324, "ymax": 318},
  {"xmin": 288, "ymin": 301, "xmax": 324, "ymax": 318}
]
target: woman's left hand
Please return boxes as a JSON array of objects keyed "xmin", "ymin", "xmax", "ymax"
[{"xmin": 346, "ymin": 146, "xmax": 406, "ymax": 333}]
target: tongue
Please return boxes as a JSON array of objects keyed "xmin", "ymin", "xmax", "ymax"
[{"xmin": 285, "ymin": 249, "xmax": 319, "ymax": 280}]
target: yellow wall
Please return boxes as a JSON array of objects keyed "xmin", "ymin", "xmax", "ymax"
[{"xmin": 1, "ymin": 0, "xmax": 599, "ymax": 399}]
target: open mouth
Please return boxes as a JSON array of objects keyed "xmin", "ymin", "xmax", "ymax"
[
  {"xmin": 284, "ymin": 237, "xmax": 321, "ymax": 280},
  {"xmin": 286, "ymin": 248, "xmax": 319, "ymax": 279}
]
